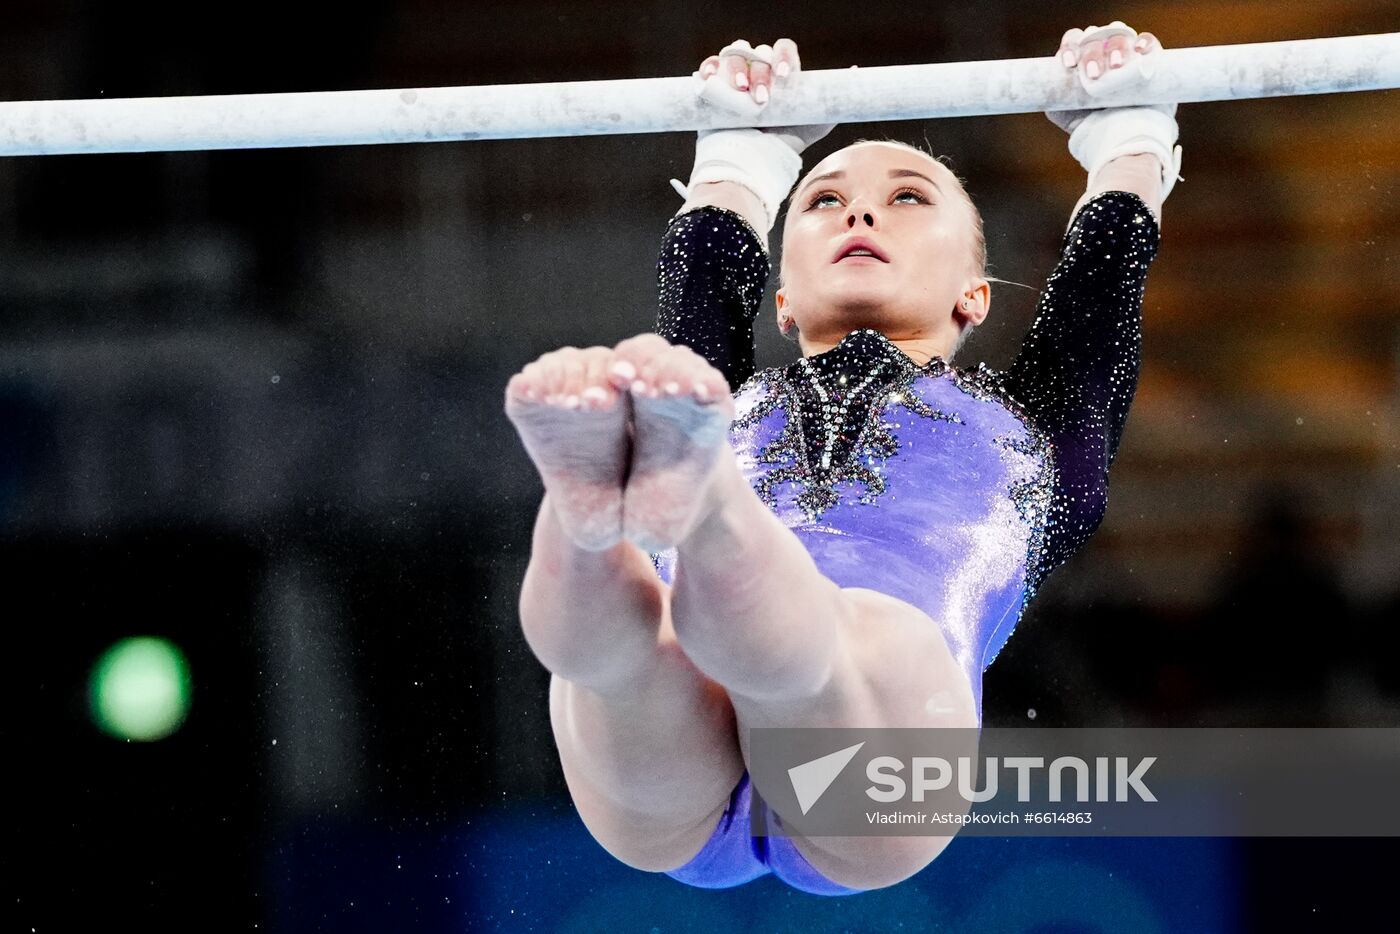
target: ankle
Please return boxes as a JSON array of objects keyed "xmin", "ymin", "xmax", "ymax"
[{"xmin": 540, "ymin": 491, "xmax": 625, "ymax": 561}]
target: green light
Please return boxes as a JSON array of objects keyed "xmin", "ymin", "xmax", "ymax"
[{"xmin": 88, "ymin": 637, "xmax": 192, "ymax": 741}]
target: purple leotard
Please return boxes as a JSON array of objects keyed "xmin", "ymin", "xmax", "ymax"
[{"xmin": 648, "ymin": 192, "xmax": 1160, "ymax": 894}]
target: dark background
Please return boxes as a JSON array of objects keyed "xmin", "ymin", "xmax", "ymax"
[{"xmin": 3, "ymin": 0, "xmax": 1397, "ymax": 930}]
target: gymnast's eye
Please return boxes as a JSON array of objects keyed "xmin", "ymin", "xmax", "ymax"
[{"xmin": 805, "ymin": 187, "xmax": 932, "ymax": 210}]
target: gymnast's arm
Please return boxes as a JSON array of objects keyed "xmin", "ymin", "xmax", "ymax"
[
  {"xmin": 654, "ymin": 181, "xmax": 771, "ymax": 392},
  {"xmin": 1000, "ymin": 170, "xmax": 1163, "ymax": 589},
  {"xmin": 675, "ymin": 180, "xmax": 767, "ymax": 234},
  {"xmin": 1069, "ymin": 151, "xmax": 1164, "ymax": 232}
]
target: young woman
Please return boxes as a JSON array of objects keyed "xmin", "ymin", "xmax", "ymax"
[{"xmin": 504, "ymin": 23, "xmax": 1181, "ymax": 895}]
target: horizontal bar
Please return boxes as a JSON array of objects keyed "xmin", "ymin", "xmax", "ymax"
[{"xmin": 1, "ymin": 32, "xmax": 1396, "ymax": 156}]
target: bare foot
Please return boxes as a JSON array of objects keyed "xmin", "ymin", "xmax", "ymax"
[
  {"xmin": 504, "ymin": 345, "xmax": 631, "ymax": 552},
  {"xmin": 610, "ymin": 334, "xmax": 736, "ymax": 553}
]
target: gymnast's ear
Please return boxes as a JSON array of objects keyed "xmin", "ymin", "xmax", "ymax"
[
  {"xmin": 959, "ymin": 280, "xmax": 991, "ymax": 328},
  {"xmin": 775, "ymin": 288, "xmax": 790, "ymax": 331}
]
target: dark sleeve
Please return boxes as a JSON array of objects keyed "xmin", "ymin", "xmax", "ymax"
[
  {"xmin": 655, "ymin": 204, "xmax": 770, "ymax": 393},
  {"xmin": 1000, "ymin": 190, "xmax": 1161, "ymax": 590}
]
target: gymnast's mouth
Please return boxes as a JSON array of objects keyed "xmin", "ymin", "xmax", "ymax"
[{"xmin": 833, "ymin": 237, "xmax": 890, "ymax": 263}]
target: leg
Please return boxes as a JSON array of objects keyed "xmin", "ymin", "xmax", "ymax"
[
  {"xmin": 668, "ymin": 458, "xmax": 980, "ymax": 890},
  {"xmin": 612, "ymin": 335, "xmax": 980, "ymax": 889},
  {"xmin": 506, "ymin": 343, "xmax": 746, "ymax": 872},
  {"xmin": 608, "ymin": 334, "xmax": 840, "ymax": 702},
  {"xmin": 524, "ymin": 497, "xmax": 745, "ymax": 872},
  {"xmin": 738, "ymin": 589, "xmax": 979, "ymax": 891}
]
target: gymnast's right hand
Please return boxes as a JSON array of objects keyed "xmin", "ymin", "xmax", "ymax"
[
  {"xmin": 674, "ymin": 38, "xmax": 839, "ymax": 236},
  {"xmin": 692, "ymin": 38, "xmax": 835, "ymax": 155}
]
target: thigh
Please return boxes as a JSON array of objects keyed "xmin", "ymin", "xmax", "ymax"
[
  {"xmin": 729, "ymin": 586, "xmax": 978, "ymax": 751},
  {"xmin": 839, "ymin": 586, "xmax": 980, "ymax": 729},
  {"xmin": 552, "ymin": 596, "xmax": 748, "ymax": 873},
  {"xmin": 728, "ymin": 586, "xmax": 978, "ymax": 889}
]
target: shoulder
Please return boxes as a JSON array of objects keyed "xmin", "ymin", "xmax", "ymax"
[
  {"xmin": 941, "ymin": 360, "xmax": 1049, "ymax": 439},
  {"xmin": 943, "ymin": 360, "xmax": 1016, "ymax": 406},
  {"xmin": 734, "ymin": 361, "xmax": 788, "ymax": 397}
]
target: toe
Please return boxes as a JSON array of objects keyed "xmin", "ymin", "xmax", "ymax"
[
  {"xmin": 608, "ymin": 357, "xmax": 637, "ymax": 390},
  {"xmin": 580, "ymin": 349, "xmax": 620, "ymax": 410},
  {"xmin": 670, "ymin": 347, "xmax": 728, "ymax": 403},
  {"xmin": 506, "ymin": 371, "xmax": 536, "ymax": 404},
  {"xmin": 555, "ymin": 354, "xmax": 585, "ymax": 407},
  {"xmin": 531, "ymin": 354, "xmax": 560, "ymax": 404},
  {"xmin": 636, "ymin": 347, "xmax": 681, "ymax": 398},
  {"xmin": 686, "ymin": 359, "xmax": 728, "ymax": 404},
  {"xmin": 612, "ymin": 333, "xmax": 673, "ymax": 391},
  {"xmin": 653, "ymin": 351, "xmax": 690, "ymax": 397},
  {"xmin": 514, "ymin": 364, "xmax": 547, "ymax": 404}
]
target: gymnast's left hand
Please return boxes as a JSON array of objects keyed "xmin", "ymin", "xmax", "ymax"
[
  {"xmin": 1048, "ymin": 21, "xmax": 1167, "ymax": 134},
  {"xmin": 1045, "ymin": 21, "xmax": 1183, "ymax": 202},
  {"xmin": 1059, "ymin": 22, "xmax": 1163, "ymax": 83}
]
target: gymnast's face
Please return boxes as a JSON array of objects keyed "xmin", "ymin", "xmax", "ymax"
[{"xmin": 776, "ymin": 142, "xmax": 988, "ymax": 356}]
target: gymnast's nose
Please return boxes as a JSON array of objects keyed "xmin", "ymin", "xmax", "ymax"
[{"xmin": 845, "ymin": 198, "xmax": 879, "ymax": 229}]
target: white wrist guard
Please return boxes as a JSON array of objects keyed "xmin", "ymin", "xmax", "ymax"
[
  {"xmin": 1068, "ymin": 105, "xmax": 1185, "ymax": 202},
  {"xmin": 670, "ymin": 127, "xmax": 802, "ymax": 235}
]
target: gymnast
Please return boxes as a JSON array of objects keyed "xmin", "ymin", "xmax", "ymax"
[{"xmin": 504, "ymin": 22, "xmax": 1181, "ymax": 895}]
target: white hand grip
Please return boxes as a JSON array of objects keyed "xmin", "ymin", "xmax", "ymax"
[{"xmin": 1075, "ymin": 21, "xmax": 1160, "ymax": 98}]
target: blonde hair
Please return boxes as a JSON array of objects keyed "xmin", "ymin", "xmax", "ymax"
[{"xmin": 777, "ymin": 136, "xmax": 1023, "ymax": 362}]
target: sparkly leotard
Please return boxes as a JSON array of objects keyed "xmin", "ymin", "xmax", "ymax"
[
  {"xmin": 650, "ymin": 191, "xmax": 1158, "ymax": 711},
  {"xmin": 652, "ymin": 190, "xmax": 1160, "ymax": 894}
]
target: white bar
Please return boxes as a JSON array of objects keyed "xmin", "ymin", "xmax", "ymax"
[{"xmin": 1, "ymin": 33, "xmax": 1396, "ymax": 156}]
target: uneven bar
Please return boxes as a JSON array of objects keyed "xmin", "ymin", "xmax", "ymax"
[{"xmin": 0, "ymin": 32, "xmax": 1396, "ymax": 156}]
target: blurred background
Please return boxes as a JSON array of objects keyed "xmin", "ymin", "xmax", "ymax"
[{"xmin": 2, "ymin": 0, "xmax": 1396, "ymax": 930}]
